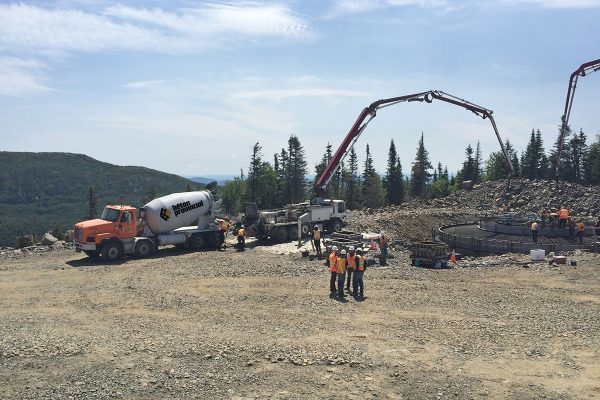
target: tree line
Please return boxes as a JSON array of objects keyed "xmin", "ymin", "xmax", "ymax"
[{"xmin": 220, "ymin": 127, "xmax": 600, "ymax": 214}]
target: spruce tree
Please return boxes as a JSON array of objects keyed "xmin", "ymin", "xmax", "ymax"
[
  {"xmin": 584, "ymin": 134, "xmax": 600, "ymax": 184},
  {"xmin": 410, "ymin": 133, "xmax": 433, "ymax": 198},
  {"xmin": 285, "ymin": 135, "xmax": 308, "ymax": 204},
  {"xmin": 384, "ymin": 139, "xmax": 404, "ymax": 205},
  {"xmin": 247, "ymin": 142, "xmax": 265, "ymax": 207},
  {"xmin": 346, "ymin": 147, "xmax": 360, "ymax": 209},
  {"xmin": 314, "ymin": 143, "xmax": 333, "ymax": 198},
  {"xmin": 484, "ymin": 140, "xmax": 518, "ymax": 181},
  {"xmin": 457, "ymin": 144, "xmax": 475, "ymax": 183},
  {"xmin": 474, "ymin": 141, "xmax": 483, "ymax": 183},
  {"xmin": 568, "ymin": 129, "xmax": 588, "ymax": 183},
  {"xmin": 361, "ymin": 144, "xmax": 384, "ymax": 208}
]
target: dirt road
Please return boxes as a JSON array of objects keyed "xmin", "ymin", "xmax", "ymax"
[{"xmin": 0, "ymin": 245, "xmax": 598, "ymax": 399}]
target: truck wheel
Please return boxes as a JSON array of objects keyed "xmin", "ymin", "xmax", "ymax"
[
  {"xmin": 331, "ymin": 219, "xmax": 343, "ymax": 233},
  {"xmin": 274, "ymin": 226, "xmax": 288, "ymax": 242},
  {"xmin": 287, "ymin": 225, "xmax": 298, "ymax": 240},
  {"xmin": 101, "ymin": 242, "xmax": 123, "ymax": 261},
  {"xmin": 134, "ymin": 240, "xmax": 154, "ymax": 258},
  {"xmin": 301, "ymin": 223, "xmax": 311, "ymax": 237},
  {"xmin": 189, "ymin": 233, "xmax": 205, "ymax": 250},
  {"xmin": 84, "ymin": 250, "xmax": 99, "ymax": 258}
]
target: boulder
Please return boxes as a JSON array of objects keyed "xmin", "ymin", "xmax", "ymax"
[{"xmin": 40, "ymin": 232, "xmax": 58, "ymax": 246}]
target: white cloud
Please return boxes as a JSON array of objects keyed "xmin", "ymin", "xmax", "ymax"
[
  {"xmin": 233, "ymin": 88, "xmax": 369, "ymax": 100},
  {"xmin": 497, "ymin": 0, "xmax": 600, "ymax": 8},
  {"xmin": 0, "ymin": 3, "xmax": 312, "ymax": 54},
  {"xmin": 326, "ymin": 0, "xmax": 600, "ymax": 16},
  {"xmin": 326, "ymin": 0, "xmax": 452, "ymax": 16},
  {"xmin": 0, "ymin": 57, "xmax": 52, "ymax": 96},
  {"xmin": 122, "ymin": 80, "xmax": 170, "ymax": 89}
]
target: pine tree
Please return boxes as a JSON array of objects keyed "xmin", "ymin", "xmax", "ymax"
[
  {"xmin": 584, "ymin": 134, "xmax": 600, "ymax": 184},
  {"xmin": 361, "ymin": 144, "xmax": 384, "ymax": 208},
  {"xmin": 430, "ymin": 161, "xmax": 450, "ymax": 199},
  {"xmin": 314, "ymin": 143, "xmax": 333, "ymax": 198},
  {"xmin": 384, "ymin": 139, "xmax": 404, "ymax": 205},
  {"xmin": 457, "ymin": 144, "xmax": 475, "ymax": 183},
  {"xmin": 275, "ymin": 149, "xmax": 288, "ymax": 207},
  {"xmin": 346, "ymin": 146, "xmax": 360, "ymax": 209},
  {"xmin": 521, "ymin": 129, "xmax": 546, "ymax": 180},
  {"xmin": 285, "ymin": 135, "xmax": 308, "ymax": 204},
  {"xmin": 484, "ymin": 140, "xmax": 518, "ymax": 181},
  {"xmin": 548, "ymin": 124, "xmax": 573, "ymax": 181},
  {"xmin": 474, "ymin": 141, "xmax": 483, "ymax": 183},
  {"xmin": 568, "ymin": 129, "xmax": 588, "ymax": 183},
  {"xmin": 247, "ymin": 142, "xmax": 264, "ymax": 206},
  {"xmin": 221, "ymin": 177, "xmax": 247, "ymax": 214},
  {"xmin": 410, "ymin": 133, "xmax": 433, "ymax": 198}
]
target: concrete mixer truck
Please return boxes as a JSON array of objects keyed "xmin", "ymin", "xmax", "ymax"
[{"xmin": 73, "ymin": 187, "xmax": 223, "ymax": 261}]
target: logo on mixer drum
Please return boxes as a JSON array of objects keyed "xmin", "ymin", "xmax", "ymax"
[{"xmin": 160, "ymin": 208, "xmax": 171, "ymax": 221}]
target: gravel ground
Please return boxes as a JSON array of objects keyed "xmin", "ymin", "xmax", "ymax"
[{"xmin": 0, "ymin": 240, "xmax": 599, "ymax": 399}]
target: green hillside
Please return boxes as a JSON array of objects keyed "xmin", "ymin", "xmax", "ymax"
[{"xmin": 0, "ymin": 152, "xmax": 202, "ymax": 247}]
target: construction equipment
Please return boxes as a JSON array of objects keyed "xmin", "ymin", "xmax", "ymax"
[
  {"xmin": 243, "ymin": 200, "xmax": 346, "ymax": 242},
  {"xmin": 73, "ymin": 183, "xmax": 223, "ymax": 261},
  {"xmin": 555, "ymin": 58, "xmax": 600, "ymax": 188},
  {"xmin": 314, "ymin": 90, "xmax": 515, "ymax": 199},
  {"xmin": 410, "ymin": 241, "xmax": 450, "ymax": 268}
]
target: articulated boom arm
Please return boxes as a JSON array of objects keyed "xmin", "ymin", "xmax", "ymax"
[
  {"xmin": 314, "ymin": 90, "xmax": 514, "ymax": 196},
  {"xmin": 555, "ymin": 58, "xmax": 600, "ymax": 182}
]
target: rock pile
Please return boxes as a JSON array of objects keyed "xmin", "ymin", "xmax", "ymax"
[
  {"xmin": 428, "ymin": 179, "xmax": 600, "ymax": 217},
  {"xmin": 346, "ymin": 179, "xmax": 600, "ymax": 246}
]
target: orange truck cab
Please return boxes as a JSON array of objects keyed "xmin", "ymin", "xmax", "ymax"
[{"xmin": 74, "ymin": 205, "xmax": 151, "ymax": 260}]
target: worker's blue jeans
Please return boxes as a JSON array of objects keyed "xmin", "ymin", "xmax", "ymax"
[
  {"xmin": 337, "ymin": 273, "xmax": 345, "ymax": 295},
  {"xmin": 380, "ymin": 247, "xmax": 388, "ymax": 265},
  {"xmin": 353, "ymin": 271, "xmax": 364, "ymax": 295}
]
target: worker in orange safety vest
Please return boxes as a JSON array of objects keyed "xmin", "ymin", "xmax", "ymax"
[
  {"xmin": 328, "ymin": 246, "xmax": 338, "ymax": 294},
  {"xmin": 558, "ymin": 206, "xmax": 569, "ymax": 229},
  {"xmin": 576, "ymin": 220, "xmax": 585, "ymax": 244},
  {"xmin": 237, "ymin": 225, "xmax": 246, "ymax": 251},
  {"xmin": 336, "ymin": 249, "xmax": 347, "ymax": 298},
  {"xmin": 346, "ymin": 246, "xmax": 356, "ymax": 294},
  {"xmin": 313, "ymin": 226, "xmax": 322, "ymax": 255},
  {"xmin": 352, "ymin": 249, "xmax": 367, "ymax": 298}
]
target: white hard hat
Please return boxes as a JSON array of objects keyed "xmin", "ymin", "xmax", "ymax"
[
  {"xmin": 348, "ymin": 246, "xmax": 355, "ymax": 251},
  {"xmin": 380, "ymin": 230, "xmax": 385, "ymax": 235},
  {"xmin": 331, "ymin": 246, "xmax": 338, "ymax": 251},
  {"xmin": 241, "ymin": 225, "xmax": 245, "ymax": 228},
  {"xmin": 340, "ymin": 249, "xmax": 346, "ymax": 255}
]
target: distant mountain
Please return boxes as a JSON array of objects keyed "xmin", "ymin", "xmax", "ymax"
[
  {"xmin": 0, "ymin": 152, "xmax": 202, "ymax": 247},
  {"xmin": 188, "ymin": 175, "xmax": 235, "ymax": 186}
]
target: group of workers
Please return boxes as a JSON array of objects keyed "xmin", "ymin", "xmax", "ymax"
[
  {"xmin": 532, "ymin": 206, "xmax": 588, "ymax": 244},
  {"xmin": 217, "ymin": 218, "xmax": 247, "ymax": 251},
  {"xmin": 328, "ymin": 245, "xmax": 366, "ymax": 299}
]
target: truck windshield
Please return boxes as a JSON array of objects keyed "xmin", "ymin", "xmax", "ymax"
[{"xmin": 101, "ymin": 208, "xmax": 120, "ymax": 222}]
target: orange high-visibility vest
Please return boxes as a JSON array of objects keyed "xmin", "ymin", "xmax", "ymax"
[
  {"xmin": 329, "ymin": 252, "xmax": 338, "ymax": 272},
  {"xmin": 577, "ymin": 222, "xmax": 585, "ymax": 232},
  {"xmin": 559, "ymin": 209, "xmax": 569, "ymax": 219},
  {"xmin": 336, "ymin": 257, "xmax": 346, "ymax": 274},
  {"xmin": 357, "ymin": 255, "xmax": 365, "ymax": 271},
  {"xmin": 314, "ymin": 230, "xmax": 321, "ymax": 240},
  {"xmin": 346, "ymin": 253, "xmax": 356, "ymax": 270}
]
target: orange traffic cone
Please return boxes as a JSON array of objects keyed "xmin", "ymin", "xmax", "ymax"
[{"xmin": 450, "ymin": 249, "xmax": 457, "ymax": 264}]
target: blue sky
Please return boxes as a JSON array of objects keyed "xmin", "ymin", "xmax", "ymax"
[{"xmin": 1, "ymin": 0, "xmax": 599, "ymax": 178}]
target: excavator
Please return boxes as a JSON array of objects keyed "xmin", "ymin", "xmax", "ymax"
[
  {"xmin": 313, "ymin": 90, "xmax": 515, "ymax": 201},
  {"xmin": 555, "ymin": 58, "xmax": 600, "ymax": 189}
]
